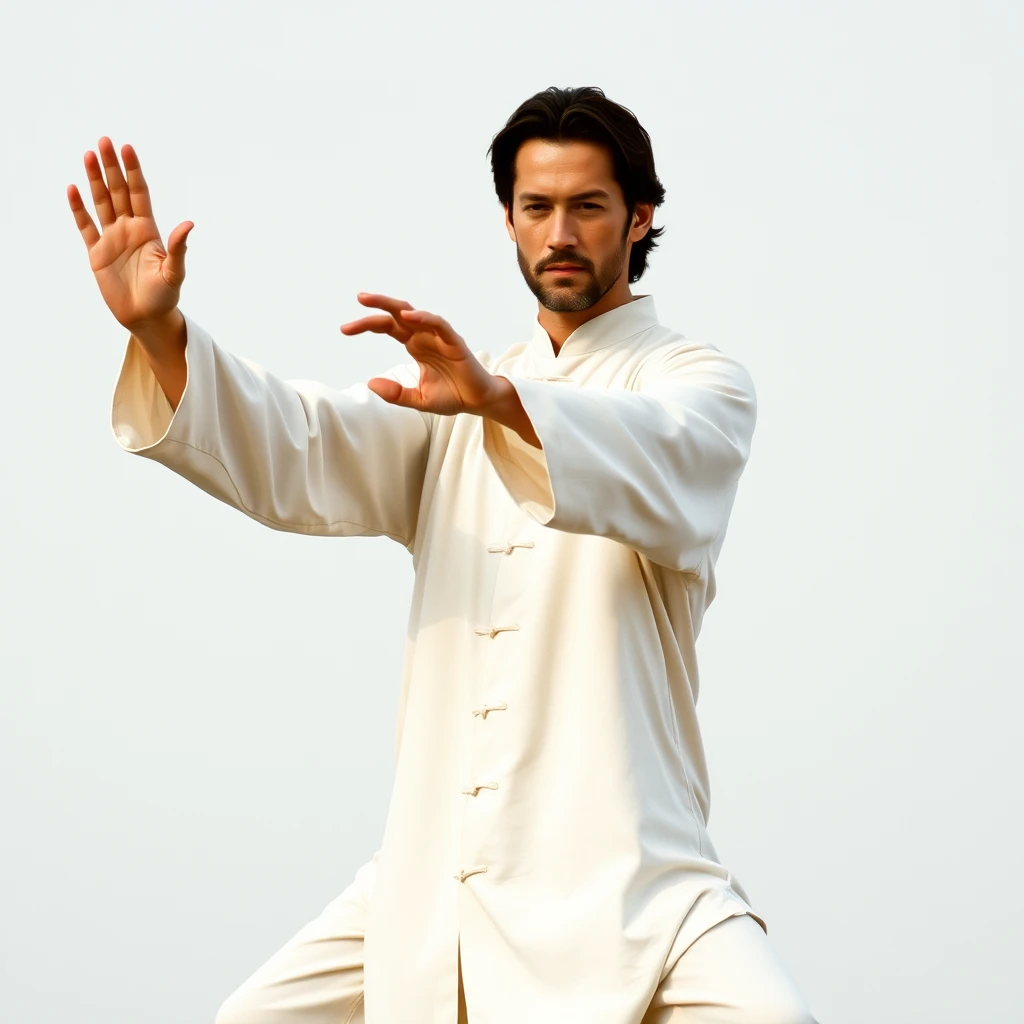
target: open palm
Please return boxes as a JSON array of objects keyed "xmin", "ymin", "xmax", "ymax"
[{"xmin": 67, "ymin": 137, "xmax": 194, "ymax": 332}]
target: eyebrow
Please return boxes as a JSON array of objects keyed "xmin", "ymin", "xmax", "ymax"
[{"xmin": 517, "ymin": 190, "xmax": 611, "ymax": 202}]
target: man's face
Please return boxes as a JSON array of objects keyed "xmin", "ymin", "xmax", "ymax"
[{"xmin": 504, "ymin": 138, "xmax": 650, "ymax": 313}]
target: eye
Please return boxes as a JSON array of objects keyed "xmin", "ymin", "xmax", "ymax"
[
  {"xmin": 580, "ymin": 203, "xmax": 601, "ymax": 209},
  {"xmin": 524, "ymin": 204, "xmax": 546, "ymax": 211}
]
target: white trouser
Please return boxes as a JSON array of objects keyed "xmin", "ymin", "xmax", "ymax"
[{"xmin": 214, "ymin": 859, "xmax": 817, "ymax": 1024}]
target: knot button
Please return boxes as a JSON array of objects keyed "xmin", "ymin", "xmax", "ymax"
[
  {"xmin": 455, "ymin": 866, "xmax": 489, "ymax": 883},
  {"xmin": 488, "ymin": 541, "xmax": 536, "ymax": 556},
  {"xmin": 474, "ymin": 624, "xmax": 520, "ymax": 639},
  {"xmin": 472, "ymin": 702, "xmax": 508, "ymax": 719},
  {"xmin": 462, "ymin": 781, "xmax": 500, "ymax": 796}
]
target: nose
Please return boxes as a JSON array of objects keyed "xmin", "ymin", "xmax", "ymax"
[{"xmin": 546, "ymin": 208, "xmax": 579, "ymax": 252}]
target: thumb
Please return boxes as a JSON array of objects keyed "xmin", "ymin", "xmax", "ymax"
[
  {"xmin": 163, "ymin": 221, "xmax": 194, "ymax": 286},
  {"xmin": 368, "ymin": 377, "xmax": 420, "ymax": 408}
]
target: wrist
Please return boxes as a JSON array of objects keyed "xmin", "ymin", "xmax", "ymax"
[
  {"xmin": 131, "ymin": 307, "xmax": 186, "ymax": 359},
  {"xmin": 473, "ymin": 374, "xmax": 516, "ymax": 419},
  {"xmin": 476, "ymin": 374, "xmax": 540, "ymax": 449}
]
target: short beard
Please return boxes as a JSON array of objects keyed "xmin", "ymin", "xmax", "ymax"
[{"xmin": 515, "ymin": 223, "xmax": 631, "ymax": 313}]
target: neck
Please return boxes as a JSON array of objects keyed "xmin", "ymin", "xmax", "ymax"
[{"xmin": 537, "ymin": 276, "xmax": 636, "ymax": 354}]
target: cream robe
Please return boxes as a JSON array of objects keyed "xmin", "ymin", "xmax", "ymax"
[{"xmin": 111, "ymin": 294, "xmax": 765, "ymax": 1024}]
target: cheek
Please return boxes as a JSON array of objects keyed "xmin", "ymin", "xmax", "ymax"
[
  {"xmin": 588, "ymin": 221, "xmax": 626, "ymax": 258},
  {"xmin": 512, "ymin": 224, "xmax": 545, "ymax": 259},
  {"xmin": 513, "ymin": 218, "xmax": 541, "ymax": 244}
]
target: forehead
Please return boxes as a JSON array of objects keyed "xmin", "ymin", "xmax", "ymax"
[{"xmin": 512, "ymin": 138, "xmax": 621, "ymax": 199}]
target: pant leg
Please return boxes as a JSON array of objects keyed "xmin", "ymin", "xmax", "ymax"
[
  {"xmin": 642, "ymin": 913, "xmax": 817, "ymax": 1024},
  {"xmin": 214, "ymin": 857, "xmax": 377, "ymax": 1024}
]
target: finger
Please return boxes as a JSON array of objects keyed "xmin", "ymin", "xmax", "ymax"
[
  {"xmin": 67, "ymin": 184, "xmax": 101, "ymax": 250},
  {"xmin": 357, "ymin": 292, "xmax": 413, "ymax": 312},
  {"xmin": 357, "ymin": 292, "xmax": 415, "ymax": 328},
  {"xmin": 367, "ymin": 377, "xmax": 422, "ymax": 408},
  {"xmin": 400, "ymin": 308, "xmax": 462, "ymax": 346},
  {"xmin": 163, "ymin": 221, "xmax": 195, "ymax": 287},
  {"xmin": 340, "ymin": 314, "xmax": 405, "ymax": 339},
  {"xmin": 84, "ymin": 149, "xmax": 116, "ymax": 228},
  {"xmin": 97, "ymin": 136, "xmax": 132, "ymax": 220},
  {"xmin": 121, "ymin": 143, "xmax": 154, "ymax": 220}
]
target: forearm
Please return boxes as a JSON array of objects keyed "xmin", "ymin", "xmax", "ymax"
[
  {"xmin": 480, "ymin": 359, "xmax": 757, "ymax": 572},
  {"xmin": 130, "ymin": 307, "xmax": 188, "ymax": 410}
]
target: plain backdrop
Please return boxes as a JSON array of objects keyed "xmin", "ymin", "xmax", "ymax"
[{"xmin": 0, "ymin": 1, "xmax": 1019, "ymax": 1021}]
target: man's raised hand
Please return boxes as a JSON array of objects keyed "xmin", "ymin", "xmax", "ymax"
[
  {"xmin": 340, "ymin": 293, "xmax": 503, "ymax": 416},
  {"xmin": 340, "ymin": 293, "xmax": 540, "ymax": 446},
  {"xmin": 67, "ymin": 138, "xmax": 193, "ymax": 336}
]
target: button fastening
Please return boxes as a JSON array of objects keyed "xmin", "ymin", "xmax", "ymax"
[
  {"xmin": 487, "ymin": 540, "xmax": 536, "ymax": 556},
  {"xmin": 462, "ymin": 782, "xmax": 499, "ymax": 796},
  {"xmin": 472, "ymin": 702, "xmax": 508, "ymax": 719},
  {"xmin": 475, "ymin": 624, "xmax": 519, "ymax": 639},
  {"xmin": 455, "ymin": 866, "xmax": 489, "ymax": 882}
]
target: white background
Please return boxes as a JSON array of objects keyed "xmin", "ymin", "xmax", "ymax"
[{"xmin": 1, "ymin": 1, "xmax": 1018, "ymax": 1021}]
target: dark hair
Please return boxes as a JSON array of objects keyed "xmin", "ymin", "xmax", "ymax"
[{"xmin": 487, "ymin": 86, "xmax": 666, "ymax": 283}]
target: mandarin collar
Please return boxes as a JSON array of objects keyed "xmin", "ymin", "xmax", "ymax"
[{"xmin": 526, "ymin": 294, "xmax": 660, "ymax": 364}]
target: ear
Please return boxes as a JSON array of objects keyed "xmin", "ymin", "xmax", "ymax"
[
  {"xmin": 629, "ymin": 202, "xmax": 654, "ymax": 243},
  {"xmin": 503, "ymin": 203, "xmax": 516, "ymax": 241}
]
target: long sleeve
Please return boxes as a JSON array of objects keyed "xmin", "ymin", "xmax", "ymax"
[
  {"xmin": 111, "ymin": 312, "xmax": 432, "ymax": 547},
  {"xmin": 480, "ymin": 343, "xmax": 756, "ymax": 573}
]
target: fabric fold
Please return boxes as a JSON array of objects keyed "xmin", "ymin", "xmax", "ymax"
[{"xmin": 110, "ymin": 312, "xmax": 433, "ymax": 544}]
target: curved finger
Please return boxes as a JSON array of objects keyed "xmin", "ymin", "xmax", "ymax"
[
  {"xmin": 400, "ymin": 308, "xmax": 461, "ymax": 346},
  {"xmin": 339, "ymin": 314, "xmax": 405, "ymax": 339},
  {"xmin": 84, "ymin": 149, "xmax": 115, "ymax": 228},
  {"xmin": 121, "ymin": 143, "xmax": 154, "ymax": 220},
  {"xmin": 67, "ymin": 184, "xmax": 101, "ymax": 249},
  {"xmin": 98, "ymin": 137, "xmax": 132, "ymax": 220},
  {"xmin": 357, "ymin": 292, "xmax": 416, "ymax": 330},
  {"xmin": 367, "ymin": 377, "xmax": 421, "ymax": 408},
  {"xmin": 357, "ymin": 292, "xmax": 414, "ymax": 314}
]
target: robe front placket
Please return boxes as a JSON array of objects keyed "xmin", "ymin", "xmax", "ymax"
[
  {"xmin": 456, "ymin": 366, "xmax": 577, "ymax": 894},
  {"xmin": 458, "ymin": 496, "xmax": 523, "ymax": 884}
]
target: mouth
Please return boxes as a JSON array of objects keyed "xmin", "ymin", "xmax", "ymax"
[{"xmin": 544, "ymin": 265, "xmax": 586, "ymax": 273}]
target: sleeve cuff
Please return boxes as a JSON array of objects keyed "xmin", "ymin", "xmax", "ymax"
[
  {"xmin": 480, "ymin": 374, "xmax": 565, "ymax": 524},
  {"xmin": 110, "ymin": 312, "xmax": 208, "ymax": 454}
]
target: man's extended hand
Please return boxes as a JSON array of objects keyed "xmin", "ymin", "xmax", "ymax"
[{"xmin": 340, "ymin": 293, "xmax": 540, "ymax": 447}]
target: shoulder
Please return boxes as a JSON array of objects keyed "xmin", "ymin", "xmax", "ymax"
[{"xmin": 636, "ymin": 326, "xmax": 756, "ymax": 402}]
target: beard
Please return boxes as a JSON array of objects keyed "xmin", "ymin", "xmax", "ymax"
[{"xmin": 515, "ymin": 226, "xmax": 630, "ymax": 313}]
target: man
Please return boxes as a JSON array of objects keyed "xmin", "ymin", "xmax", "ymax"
[{"xmin": 69, "ymin": 86, "xmax": 816, "ymax": 1024}]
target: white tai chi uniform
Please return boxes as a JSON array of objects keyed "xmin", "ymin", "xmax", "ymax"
[{"xmin": 110, "ymin": 295, "xmax": 816, "ymax": 1024}]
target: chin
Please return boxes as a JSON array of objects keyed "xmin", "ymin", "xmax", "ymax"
[{"xmin": 540, "ymin": 291, "xmax": 599, "ymax": 313}]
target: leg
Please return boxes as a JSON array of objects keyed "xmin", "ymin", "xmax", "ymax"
[
  {"xmin": 643, "ymin": 913, "xmax": 817, "ymax": 1024},
  {"xmin": 214, "ymin": 858, "xmax": 376, "ymax": 1024}
]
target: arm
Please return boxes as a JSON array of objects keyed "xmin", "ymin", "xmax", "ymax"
[
  {"xmin": 479, "ymin": 344, "xmax": 757, "ymax": 572},
  {"xmin": 112, "ymin": 311, "xmax": 432, "ymax": 546},
  {"xmin": 320, "ymin": 295, "xmax": 753, "ymax": 572},
  {"xmin": 67, "ymin": 143, "xmax": 426, "ymax": 547}
]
